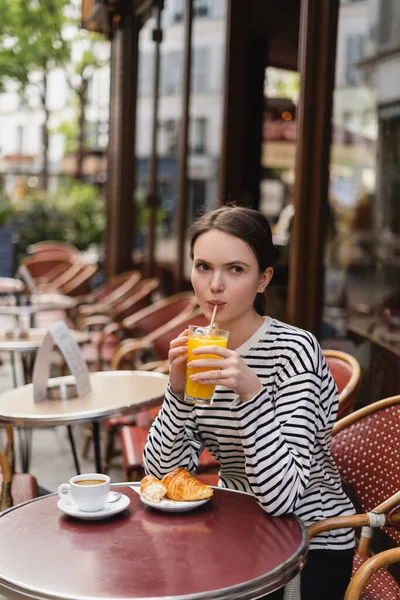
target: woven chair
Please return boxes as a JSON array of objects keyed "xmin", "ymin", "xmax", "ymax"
[
  {"xmin": 90, "ymin": 291, "xmax": 198, "ymax": 371},
  {"xmin": 307, "ymin": 491, "xmax": 400, "ymax": 600},
  {"xmin": 323, "ymin": 349, "xmax": 362, "ymax": 418},
  {"xmin": 76, "ymin": 271, "xmax": 142, "ymax": 318},
  {"xmin": 27, "ymin": 241, "xmax": 81, "ymax": 259},
  {"xmin": 344, "ymin": 548, "xmax": 400, "ymax": 600},
  {"xmin": 78, "ymin": 278, "xmax": 160, "ymax": 371},
  {"xmin": 310, "ymin": 394, "xmax": 400, "ymax": 599},
  {"xmin": 0, "ymin": 425, "xmax": 38, "ymax": 511}
]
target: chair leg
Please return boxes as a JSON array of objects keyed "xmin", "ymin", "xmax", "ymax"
[
  {"xmin": 81, "ymin": 424, "xmax": 93, "ymax": 459},
  {"xmin": 104, "ymin": 429, "xmax": 116, "ymax": 473},
  {"xmin": 67, "ymin": 426, "xmax": 81, "ymax": 475}
]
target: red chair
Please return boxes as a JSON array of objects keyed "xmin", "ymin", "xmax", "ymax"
[
  {"xmin": 344, "ymin": 547, "xmax": 400, "ymax": 600},
  {"xmin": 78, "ymin": 278, "xmax": 160, "ymax": 371},
  {"xmin": 0, "ymin": 425, "xmax": 38, "ymax": 511},
  {"xmin": 317, "ymin": 394, "xmax": 400, "ymax": 598},
  {"xmin": 323, "ymin": 349, "xmax": 362, "ymax": 418}
]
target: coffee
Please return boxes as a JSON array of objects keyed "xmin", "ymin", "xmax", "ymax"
[{"xmin": 75, "ymin": 479, "xmax": 105, "ymax": 486}]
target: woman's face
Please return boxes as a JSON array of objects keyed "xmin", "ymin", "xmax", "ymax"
[{"xmin": 191, "ymin": 229, "xmax": 272, "ymax": 327}]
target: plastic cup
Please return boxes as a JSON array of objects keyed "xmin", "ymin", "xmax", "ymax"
[{"xmin": 185, "ymin": 325, "xmax": 229, "ymax": 405}]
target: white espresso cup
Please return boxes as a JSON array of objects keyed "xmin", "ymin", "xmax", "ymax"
[{"xmin": 58, "ymin": 473, "xmax": 110, "ymax": 512}]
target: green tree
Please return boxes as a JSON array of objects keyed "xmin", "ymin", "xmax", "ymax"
[{"xmin": 0, "ymin": 0, "xmax": 71, "ymax": 188}]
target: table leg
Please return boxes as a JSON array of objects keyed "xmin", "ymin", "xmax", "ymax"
[
  {"xmin": 10, "ymin": 352, "xmax": 17, "ymax": 388},
  {"xmin": 18, "ymin": 428, "xmax": 32, "ymax": 473},
  {"xmin": 92, "ymin": 421, "xmax": 102, "ymax": 473},
  {"xmin": 67, "ymin": 426, "xmax": 81, "ymax": 475}
]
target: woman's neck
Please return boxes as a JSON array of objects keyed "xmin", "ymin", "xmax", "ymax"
[{"xmin": 221, "ymin": 311, "xmax": 265, "ymax": 350}]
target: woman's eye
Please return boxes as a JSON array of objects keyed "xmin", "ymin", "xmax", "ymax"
[
  {"xmin": 231, "ymin": 265, "xmax": 243, "ymax": 273},
  {"xmin": 196, "ymin": 263, "xmax": 210, "ymax": 271}
]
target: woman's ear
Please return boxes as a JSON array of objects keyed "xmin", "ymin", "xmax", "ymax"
[{"xmin": 258, "ymin": 267, "xmax": 274, "ymax": 293}]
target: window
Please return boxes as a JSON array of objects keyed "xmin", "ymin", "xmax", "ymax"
[
  {"xmin": 345, "ymin": 35, "xmax": 364, "ymax": 86},
  {"xmin": 192, "ymin": 47, "xmax": 209, "ymax": 93},
  {"xmin": 194, "ymin": 0, "xmax": 210, "ymax": 17},
  {"xmin": 164, "ymin": 119, "xmax": 179, "ymax": 155},
  {"xmin": 378, "ymin": 0, "xmax": 400, "ymax": 48},
  {"xmin": 161, "ymin": 51, "xmax": 181, "ymax": 95},
  {"xmin": 190, "ymin": 117, "xmax": 207, "ymax": 154},
  {"xmin": 138, "ymin": 54, "xmax": 154, "ymax": 96}
]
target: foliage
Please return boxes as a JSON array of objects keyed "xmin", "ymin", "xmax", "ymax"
[
  {"xmin": 0, "ymin": 195, "xmax": 14, "ymax": 227},
  {"xmin": 0, "ymin": 0, "xmax": 71, "ymax": 92},
  {"xmin": 11, "ymin": 181, "xmax": 106, "ymax": 254}
]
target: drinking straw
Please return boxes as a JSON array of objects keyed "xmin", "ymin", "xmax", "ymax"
[{"xmin": 208, "ymin": 304, "xmax": 218, "ymax": 335}]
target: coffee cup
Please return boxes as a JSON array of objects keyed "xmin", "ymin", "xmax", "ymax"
[{"xmin": 58, "ymin": 473, "xmax": 110, "ymax": 512}]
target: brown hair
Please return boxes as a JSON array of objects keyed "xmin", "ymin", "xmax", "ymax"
[{"xmin": 189, "ymin": 206, "xmax": 275, "ymax": 315}]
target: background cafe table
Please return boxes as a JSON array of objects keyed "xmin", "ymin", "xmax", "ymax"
[
  {"xmin": 0, "ymin": 327, "xmax": 90, "ymax": 388},
  {"xmin": 0, "ymin": 484, "xmax": 308, "ymax": 600},
  {"xmin": 0, "ymin": 371, "xmax": 168, "ymax": 473},
  {"xmin": 0, "ymin": 293, "xmax": 77, "ymax": 327}
]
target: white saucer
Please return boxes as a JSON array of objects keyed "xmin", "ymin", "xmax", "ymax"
[
  {"xmin": 140, "ymin": 495, "xmax": 211, "ymax": 513},
  {"xmin": 57, "ymin": 493, "xmax": 130, "ymax": 520}
]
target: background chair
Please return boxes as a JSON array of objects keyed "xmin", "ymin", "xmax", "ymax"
[
  {"xmin": 78, "ymin": 277, "xmax": 160, "ymax": 371},
  {"xmin": 27, "ymin": 241, "xmax": 81, "ymax": 259},
  {"xmin": 0, "ymin": 425, "xmax": 38, "ymax": 511},
  {"xmin": 76, "ymin": 270, "xmax": 141, "ymax": 317},
  {"xmin": 323, "ymin": 349, "xmax": 362, "ymax": 418}
]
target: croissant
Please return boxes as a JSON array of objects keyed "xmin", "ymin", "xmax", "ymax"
[
  {"xmin": 161, "ymin": 468, "xmax": 213, "ymax": 501},
  {"xmin": 140, "ymin": 474, "xmax": 167, "ymax": 503}
]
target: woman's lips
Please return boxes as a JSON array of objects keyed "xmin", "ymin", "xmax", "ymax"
[{"xmin": 208, "ymin": 301, "xmax": 225, "ymax": 310}]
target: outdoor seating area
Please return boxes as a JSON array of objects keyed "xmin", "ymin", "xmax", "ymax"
[{"xmin": 1, "ymin": 0, "xmax": 400, "ymax": 598}]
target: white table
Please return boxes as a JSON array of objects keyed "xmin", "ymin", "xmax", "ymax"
[{"xmin": 0, "ymin": 370, "xmax": 168, "ymax": 473}]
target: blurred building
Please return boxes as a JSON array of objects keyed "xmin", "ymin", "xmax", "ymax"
[{"xmin": 134, "ymin": 0, "xmax": 226, "ymax": 226}]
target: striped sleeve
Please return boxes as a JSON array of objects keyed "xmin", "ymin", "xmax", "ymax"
[
  {"xmin": 231, "ymin": 335, "xmax": 325, "ymax": 516},
  {"xmin": 143, "ymin": 384, "xmax": 204, "ymax": 478}
]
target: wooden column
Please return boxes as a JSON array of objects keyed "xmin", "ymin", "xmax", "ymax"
[
  {"xmin": 105, "ymin": 4, "xmax": 140, "ymax": 278},
  {"xmin": 175, "ymin": 0, "xmax": 193, "ymax": 291},
  {"xmin": 146, "ymin": 0, "xmax": 163, "ymax": 278},
  {"xmin": 287, "ymin": 0, "xmax": 339, "ymax": 336},
  {"xmin": 218, "ymin": 0, "xmax": 251, "ymax": 205}
]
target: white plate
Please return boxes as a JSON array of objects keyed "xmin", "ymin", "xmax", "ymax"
[
  {"xmin": 139, "ymin": 495, "xmax": 211, "ymax": 513},
  {"xmin": 57, "ymin": 493, "xmax": 130, "ymax": 520}
]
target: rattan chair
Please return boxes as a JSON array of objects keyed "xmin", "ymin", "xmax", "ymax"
[
  {"xmin": 301, "ymin": 395, "xmax": 400, "ymax": 599},
  {"xmin": 344, "ymin": 547, "xmax": 400, "ymax": 600},
  {"xmin": 0, "ymin": 425, "xmax": 38, "ymax": 511},
  {"xmin": 323, "ymin": 349, "xmax": 362, "ymax": 418}
]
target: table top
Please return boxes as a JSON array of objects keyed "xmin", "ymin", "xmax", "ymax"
[
  {"xmin": 0, "ymin": 371, "xmax": 168, "ymax": 426},
  {"xmin": 0, "ymin": 328, "xmax": 89, "ymax": 352},
  {"xmin": 0, "ymin": 277, "xmax": 24, "ymax": 294},
  {"xmin": 0, "ymin": 484, "xmax": 308, "ymax": 600},
  {"xmin": 0, "ymin": 293, "xmax": 77, "ymax": 314}
]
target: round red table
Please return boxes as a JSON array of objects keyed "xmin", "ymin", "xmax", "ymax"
[{"xmin": 0, "ymin": 484, "xmax": 308, "ymax": 600}]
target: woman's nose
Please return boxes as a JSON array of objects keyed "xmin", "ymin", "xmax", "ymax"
[{"xmin": 210, "ymin": 272, "xmax": 224, "ymax": 292}]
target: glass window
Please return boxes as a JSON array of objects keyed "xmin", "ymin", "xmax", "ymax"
[
  {"xmin": 323, "ymin": 0, "xmax": 400, "ymax": 391},
  {"xmin": 192, "ymin": 47, "xmax": 209, "ymax": 93},
  {"xmin": 345, "ymin": 34, "xmax": 365, "ymax": 86},
  {"xmin": 161, "ymin": 51, "xmax": 181, "ymax": 95}
]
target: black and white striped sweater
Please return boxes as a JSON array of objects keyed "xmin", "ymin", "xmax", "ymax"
[{"xmin": 143, "ymin": 317, "xmax": 355, "ymax": 550}]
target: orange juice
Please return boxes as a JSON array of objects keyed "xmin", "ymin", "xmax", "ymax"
[{"xmin": 185, "ymin": 327, "xmax": 229, "ymax": 404}]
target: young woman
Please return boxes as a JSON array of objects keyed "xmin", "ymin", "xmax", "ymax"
[{"xmin": 143, "ymin": 206, "xmax": 354, "ymax": 600}]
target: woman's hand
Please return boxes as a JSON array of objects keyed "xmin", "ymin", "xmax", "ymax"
[
  {"xmin": 188, "ymin": 346, "xmax": 263, "ymax": 404},
  {"xmin": 168, "ymin": 329, "xmax": 189, "ymax": 398}
]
